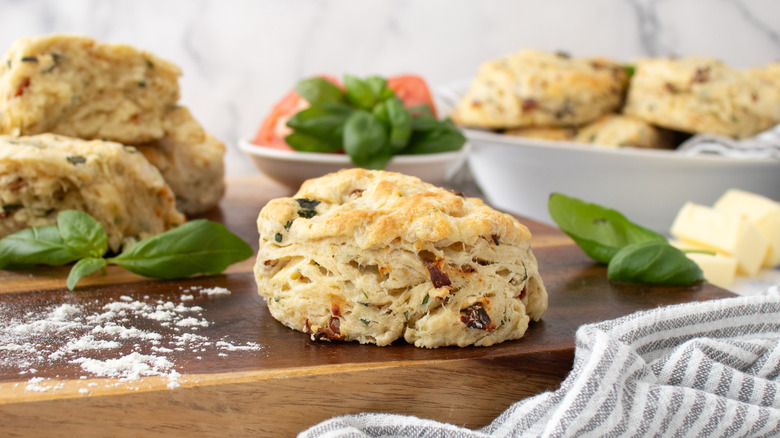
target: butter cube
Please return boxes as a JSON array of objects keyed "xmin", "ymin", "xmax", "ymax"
[
  {"xmin": 713, "ymin": 189, "xmax": 780, "ymax": 268},
  {"xmin": 670, "ymin": 202, "xmax": 769, "ymax": 277},
  {"xmin": 670, "ymin": 240, "xmax": 738, "ymax": 288}
]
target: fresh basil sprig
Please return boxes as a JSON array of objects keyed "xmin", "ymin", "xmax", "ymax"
[
  {"xmin": 0, "ymin": 210, "xmax": 253, "ymax": 290},
  {"xmin": 548, "ymin": 193, "xmax": 704, "ymax": 286},
  {"xmin": 285, "ymin": 74, "xmax": 466, "ymax": 169}
]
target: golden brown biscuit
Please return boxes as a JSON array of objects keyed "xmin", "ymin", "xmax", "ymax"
[
  {"xmin": 253, "ymin": 169, "xmax": 547, "ymax": 348},
  {"xmin": 0, "ymin": 134, "xmax": 185, "ymax": 252},
  {"xmin": 623, "ymin": 56, "xmax": 780, "ymax": 138},
  {"xmin": 451, "ymin": 49, "xmax": 628, "ymax": 129},
  {"xmin": 0, "ymin": 34, "xmax": 181, "ymax": 143}
]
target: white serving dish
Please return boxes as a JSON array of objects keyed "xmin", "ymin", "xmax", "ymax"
[
  {"xmin": 238, "ymin": 138, "xmax": 470, "ymax": 190},
  {"xmin": 464, "ymin": 129, "xmax": 780, "ymax": 233}
]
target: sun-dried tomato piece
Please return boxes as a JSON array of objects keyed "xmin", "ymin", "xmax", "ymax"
[
  {"xmin": 521, "ymin": 98, "xmax": 539, "ymax": 112},
  {"xmin": 313, "ymin": 317, "xmax": 343, "ymax": 341},
  {"xmin": 422, "ymin": 257, "xmax": 451, "ymax": 288},
  {"xmin": 460, "ymin": 303, "xmax": 495, "ymax": 332},
  {"xmin": 14, "ymin": 77, "xmax": 30, "ymax": 97}
]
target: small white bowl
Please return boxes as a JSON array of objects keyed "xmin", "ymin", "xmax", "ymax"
[
  {"xmin": 465, "ymin": 129, "xmax": 780, "ymax": 233},
  {"xmin": 238, "ymin": 137, "xmax": 470, "ymax": 190}
]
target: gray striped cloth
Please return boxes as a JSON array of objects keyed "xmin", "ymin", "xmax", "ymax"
[
  {"xmin": 677, "ymin": 124, "xmax": 780, "ymax": 160},
  {"xmin": 300, "ymin": 286, "xmax": 780, "ymax": 437}
]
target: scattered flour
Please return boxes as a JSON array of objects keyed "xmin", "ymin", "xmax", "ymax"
[{"xmin": 0, "ymin": 288, "xmax": 264, "ymax": 394}]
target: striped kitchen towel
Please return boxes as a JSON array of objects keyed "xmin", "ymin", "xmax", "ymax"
[
  {"xmin": 300, "ymin": 286, "xmax": 780, "ymax": 437},
  {"xmin": 677, "ymin": 124, "xmax": 780, "ymax": 160}
]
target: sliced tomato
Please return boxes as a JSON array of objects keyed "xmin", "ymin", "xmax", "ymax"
[
  {"xmin": 387, "ymin": 75, "xmax": 437, "ymax": 118},
  {"xmin": 252, "ymin": 75, "xmax": 341, "ymax": 150}
]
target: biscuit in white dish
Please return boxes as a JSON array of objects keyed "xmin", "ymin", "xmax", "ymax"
[
  {"xmin": 451, "ymin": 49, "xmax": 628, "ymax": 129},
  {"xmin": 0, "ymin": 34, "xmax": 181, "ymax": 143},
  {"xmin": 623, "ymin": 56, "xmax": 780, "ymax": 139},
  {"xmin": 253, "ymin": 169, "xmax": 547, "ymax": 348},
  {"xmin": 0, "ymin": 134, "xmax": 185, "ymax": 252},
  {"xmin": 574, "ymin": 114, "xmax": 674, "ymax": 149}
]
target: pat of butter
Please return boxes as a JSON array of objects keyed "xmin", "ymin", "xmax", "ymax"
[
  {"xmin": 670, "ymin": 240, "xmax": 737, "ymax": 288},
  {"xmin": 713, "ymin": 189, "xmax": 780, "ymax": 268},
  {"xmin": 670, "ymin": 202, "xmax": 769, "ymax": 277}
]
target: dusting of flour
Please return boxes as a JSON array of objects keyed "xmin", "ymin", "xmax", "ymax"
[{"xmin": 0, "ymin": 285, "xmax": 263, "ymax": 393}]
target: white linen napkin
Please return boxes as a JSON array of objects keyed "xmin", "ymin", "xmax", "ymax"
[
  {"xmin": 300, "ymin": 285, "xmax": 780, "ymax": 437},
  {"xmin": 676, "ymin": 124, "xmax": 780, "ymax": 160}
]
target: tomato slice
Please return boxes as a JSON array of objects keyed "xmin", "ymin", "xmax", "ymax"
[
  {"xmin": 387, "ymin": 75, "xmax": 437, "ymax": 118},
  {"xmin": 253, "ymin": 74, "xmax": 438, "ymax": 150},
  {"xmin": 252, "ymin": 75, "xmax": 341, "ymax": 150}
]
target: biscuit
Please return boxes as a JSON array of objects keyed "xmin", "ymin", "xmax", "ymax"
[
  {"xmin": 0, "ymin": 34, "xmax": 181, "ymax": 143},
  {"xmin": 574, "ymin": 114, "xmax": 674, "ymax": 149},
  {"xmin": 503, "ymin": 126, "xmax": 577, "ymax": 142},
  {"xmin": 623, "ymin": 56, "xmax": 780, "ymax": 138},
  {"xmin": 135, "ymin": 106, "xmax": 225, "ymax": 214},
  {"xmin": 451, "ymin": 49, "xmax": 628, "ymax": 129},
  {"xmin": 0, "ymin": 134, "xmax": 185, "ymax": 252},
  {"xmin": 253, "ymin": 169, "xmax": 547, "ymax": 348}
]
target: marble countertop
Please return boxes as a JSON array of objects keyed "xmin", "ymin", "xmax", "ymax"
[{"xmin": 1, "ymin": 0, "xmax": 778, "ymax": 178}]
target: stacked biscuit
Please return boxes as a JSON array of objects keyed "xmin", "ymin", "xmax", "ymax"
[
  {"xmin": 0, "ymin": 34, "xmax": 225, "ymax": 249},
  {"xmin": 452, "ymin": 49, "xmax": 780, "ymax": 147}
]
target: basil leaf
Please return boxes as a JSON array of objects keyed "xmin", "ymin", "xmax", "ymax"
[
  {"xmin": 285, "ymin": 103, "xmax": 353, "ymax": 150},
  {"xmin": 385, "ymin": 97, "xmax": 412, "ymax": 151},
  {"xmin": 57, "ymin": 210, "xmax": 108, "ymax": 258},
  {"xmin": 285, "ymin": 132, "xmax": 342, "ymax": 153},
  {"xmin": 607, "ymin": 241, "xmax": 704, "ymax": 286},
  {"xmin": 107, "ymin": 219, "xmax": 253, "ymax": 279},
  {"xmin": 372, "ymin": 100, "xmax": 390, "ymax": 127},
  {"xmin": 364, "ymin": 76, "xmax": 387, "ymax": 100},
  {"xmin": 343, "ymin": 110, "xmax": 388, "ymax": 167},
  {"xmin": 66, "ymin": 257, "xmax": 107, "ymax": 290},
  {"xmin": 294, "ymin": 77, "xmax": 344, "ymax": 105},
  {"xmin": 548, "ymin": 193, "xmax": 666, "ymax": 264},
  {"xmin": 343, "ymin": 75, "xmax": 376, "ymax": 110},
  {"xmin": 408, "ymin": 104, "xmax": 435, "ymax": 118},
  {"xmin": 410, "ymin": 113, "xmax": 442, "ymax": 131},
  {"xmin": 404, "ymin": 124, "xmax": 466, "ymax": 154},
  {"xmin": 0, "ymin": 225, "xmax": 80, "ymax": 268}
]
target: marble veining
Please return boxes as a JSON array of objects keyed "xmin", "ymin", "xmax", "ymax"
[{"xmin": 0, "ymin": 0, "xmax": 779, "ymax": 178}]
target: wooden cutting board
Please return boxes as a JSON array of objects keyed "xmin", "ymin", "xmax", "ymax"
[{"xmin": 0, "ymin": 176, "xmax": 734, "ymax": 436}]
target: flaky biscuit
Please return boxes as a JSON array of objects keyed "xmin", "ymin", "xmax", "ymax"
[
  {"xmin": 135, "ymin": 106, "xmax": 225, "ymax": 214},
  {"xmin": 0, "ymin": 34, "xmax": 181, "ymax": 143},
  {"xmin": 253, "ymin": 169, "xmax": 547, "ymax": 348},
  {"xmin": 0, "ymin": 134, "xmax": 185, "ymax": 252},
  {"xmin": 623, "ymin": 56, "xmax": 780, "ymax": 138},
  {"xmin": 451, "ymin": 49, "xmax": 628, "ymax": 129}
]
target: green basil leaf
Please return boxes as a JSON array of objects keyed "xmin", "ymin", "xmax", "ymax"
[
  {"xmin": 285, "ymin": 132, "xmax": 342, "ymax": 153},
  {"xmin": 385, "ymin": 97, "xmax": 412, "ymax": 151},
  {"xmin": 0, "ymin": 225, "xmax": 80, "ymax": 268},
  {"xmin": 410, "ymin": 113, "xmax": 442, "ymax": 131},
  {"xmin": 294, "ymin": 77, "xmax": 344, "ymax": 105},
  {"xmin": 364, "ymin": 76, "xmax": 387, "ymax": 100},
  {"xmin": 607, "ymin": 241, "xmax": 704, "ymax": 286},
  {"xmin": 66, "ymin": 257, "xmax": 107, "ymax": 290},
  {"xmin": 372, "ymin": 100, "xmax": 390, "ymax": 127},
  {"xmin": 408, "ymin": 104, "xmax": 435, "ymax": 118},
  {"xmin": 404, "ymin": 125, "xmax": 466, "ymax": 154},
  {"xmin": 285, "ymin": 102, "xmax": 353, "ymax": 150},
  {"xmin": 548, "ymin": 193, "xmax": 666, "ymax": 264},
  {"xmin": 343, "ymin": 75, "xmax": 376, "ymax": 110},
  {"xmin": 343, "ymin": 110, "xmax": 388, "ymax": 167},
  {"xmin": 57, "ymin": 210, "xmax": 108, "ymax": 258},
  {"xmin": 107, "ymin": 219, "xmax": 253, "ymax": 279}
]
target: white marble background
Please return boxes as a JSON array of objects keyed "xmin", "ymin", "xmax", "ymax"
[{"xmin": 1, "ymin": 0, "xmax": 779, "ymax": 177}]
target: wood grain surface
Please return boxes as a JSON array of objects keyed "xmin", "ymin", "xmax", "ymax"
[{"xmin": 0, "ymin": 175, "xmax": 735, "ymax": 437}]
